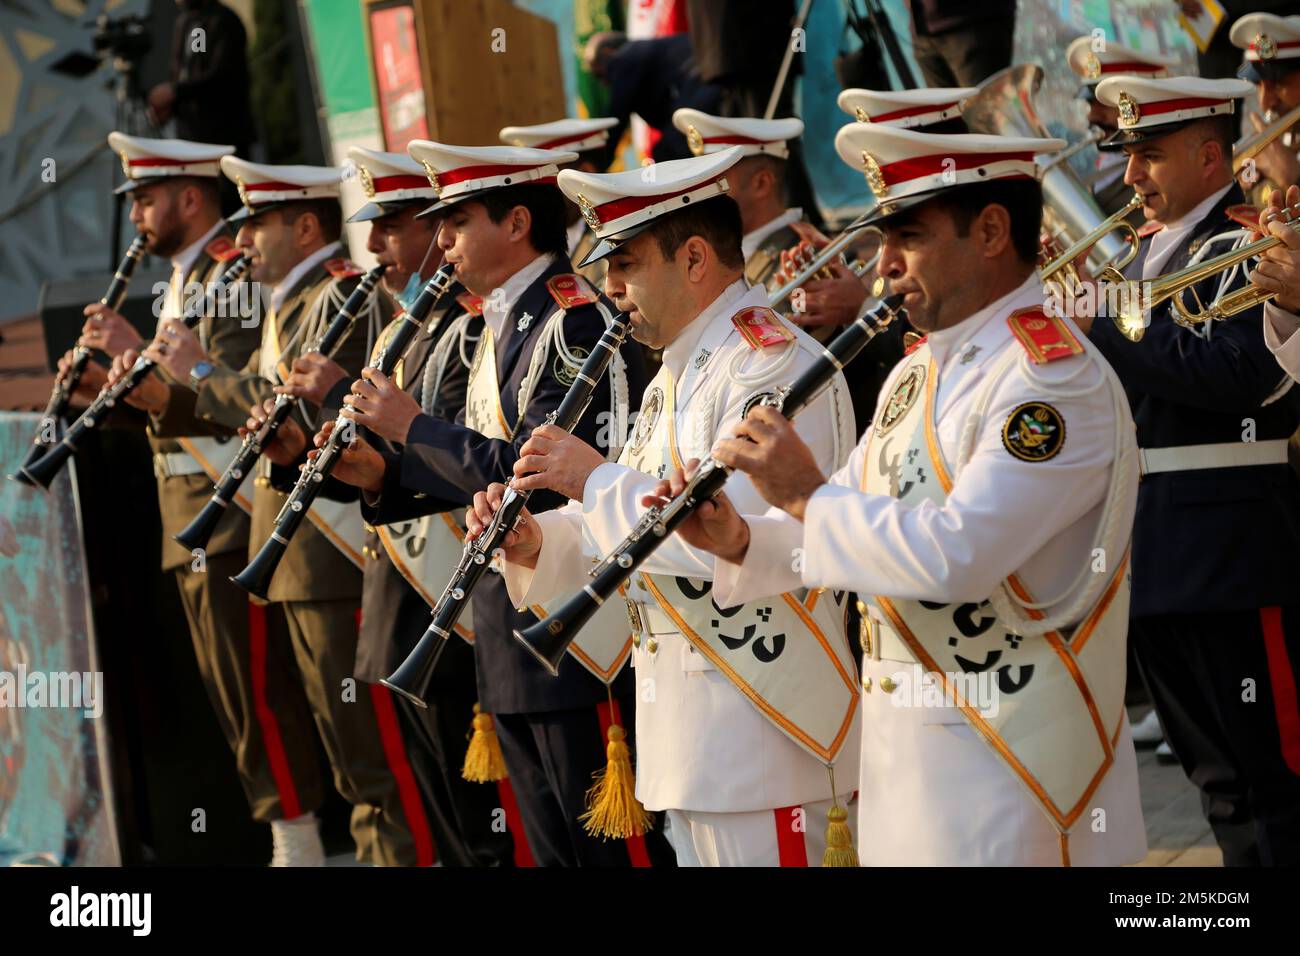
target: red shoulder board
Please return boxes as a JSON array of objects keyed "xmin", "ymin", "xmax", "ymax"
[
  {"xmin": 205, "ymin": 235, "xmax": 240, "ymax": 262},
  {"xmin": 456, "ymin": 291, "xmax": 484, "ymax": 316},
  {"xmin": 903, "ymin": 332, "xmax": 927, "ymax": 355},
  {"xmin": 1136, "ymin": 220, "xmax": 1164, "ymax": 239},
  {"xmin": 324, "ymin": 257, "xmax": 364, "ymax": 279},
  {"xmin": 546, "ymin": 273, "xmax": 597, "ymax": 309},
  {"xmin": 732, "ymin": 306, "xmax": 795, "ymax": 350},
  {"xmin": 1225, "ymin": 203, "xmax": 1263, "ymax": 232},
  {"xmin": 1007, "ymin": 308, "xmax": 1084, "ymax": 365}
]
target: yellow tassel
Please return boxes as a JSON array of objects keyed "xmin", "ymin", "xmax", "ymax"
[
  {"xmin": 579, "ymin": 724, "xmax": 653, "ymax": 839},
  {"xmin": 821, "ymin": 804, "xmax": 859, "ymax": 867},
  {"xmin": 461, "ymin": 703, "xmax": 508, "ymax": 783}
]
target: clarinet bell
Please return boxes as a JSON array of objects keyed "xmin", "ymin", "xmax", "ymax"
[
  {"xmin": 174, "ymin": 496, "xmax": 228, "ymax": 551},
  {"xmin": 513, "ymin": 593, "xmax": 605, "ymax": 677},
  {"xmin": 8, "ymin": 440, "xmax": 48, "ymax": 485},
  {"xmin": 15, "ymin": 437, "xmax": 74, "ymax": 490},
  {"xmin": 379, "ymin": 642, "xmax": 439, "ymax": 709},
  {"xmin": 229, "ymin": 536, "xmax": 286, "ymax": 600}
]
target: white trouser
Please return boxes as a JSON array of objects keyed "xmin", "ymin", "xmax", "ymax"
[{"xmin": 666, "ymin": 796, "xmax": 856, "ymax": 867}]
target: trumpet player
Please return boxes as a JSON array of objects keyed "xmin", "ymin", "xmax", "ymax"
[
  {"xmin": 1065, "ymin": 36, "xmax": 1173, "ymax": 219},
  {"xmin": 142, "ymin": 159, "xmax": 427, "ymax": 867},
  {"xmin": 1081, "ymin": 75, "xmax": 1300, "ymax": 866},
  {"xmin": 1231, "ymin": 13, "xmax": 1300, "ymax": 193}
]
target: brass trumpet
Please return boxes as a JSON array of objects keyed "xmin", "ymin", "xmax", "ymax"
[
  {"xmin": 767, "ymin": 223, "xmax": 881, "ymax": 309},
  {"xmin": 1233, "ymin": 103, "xmax": 1300, "ymax": 177},
  {"xmin": 1097, "ymin": 202, "xmax": 1293, "ymax": 341},
  {"xmin": 1039, "ymin": 193, "xmax": 1144, "ymax": 291}
]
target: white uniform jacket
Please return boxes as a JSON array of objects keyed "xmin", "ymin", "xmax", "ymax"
[{"xmin": 712, "ymin": 275, "xmax": 1149, "ymax": 866}]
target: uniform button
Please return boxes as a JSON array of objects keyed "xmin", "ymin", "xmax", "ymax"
[
  {"xmin": 632, "ymin": 632, "xmax": 641, "ymax": 649},
  {"xmin": 646, "ymin": 638, "xmax": 659, "ymax": 654},
  {"xmin": 879, "ymin": 676, "xmax": 898, "ymax": 693},
  {"xmin": 861, "ymin": 676, "xmax": 872, "ymax": 692}
]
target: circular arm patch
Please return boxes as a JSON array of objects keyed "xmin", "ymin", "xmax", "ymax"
[{"xmin": 1002, "ymin": 402, "xmax": 1065, "ymax": 462}]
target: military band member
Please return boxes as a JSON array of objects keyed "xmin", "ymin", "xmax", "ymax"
[
  {"xmin": 67, "ymin": 134, "xmax": 328, "ymax": 867},
  {"xmin": 499, "ymin": 117, "xmax": 619, "ymax": 287},
  {"xmin": 672, "ymin": 109, "xmax": 885, "ymax": 428},
  {"xmin": 473, "ymin": 148, "xmax": 862, "ymax": 867},
  {"xmin": 314, "ymin": 141, "xmax": 667, "ymax": 867},
  {"xmin": 1257, "ymin": 183, "xmax": 1300, "ymax": 381},
  {"xmin": 142, "ymin": 158, "xmax": 428, "ymax": 866},
  {"xmin": 263, "ymin": 145, "xmax": 510, "ymax": 866},
  {"xmin": 643, "ymin": 125, "xmax": 1147, "ymax": 866},
  {"xmin": 1231, "ymin": 13, "xmax": 1300, "ymax": 194},
  {"xmin": 1083, "ymin": 76, "xmax": 1300, "ymax": 865},
  {"xmin": 1064, "ymin": 36, "xmax": 1174, "ymax": 219}
]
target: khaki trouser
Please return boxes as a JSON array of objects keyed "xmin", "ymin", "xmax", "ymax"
[
  {"xmin": 280, "ymin": 597, "xmax": 420, "ymax": 866},
  {"xmin": 174, "ymin": 551, "xmax": 325, "ymax": 823}
]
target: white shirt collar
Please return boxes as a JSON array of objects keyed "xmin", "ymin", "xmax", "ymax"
[
  {"xmin": 171, "ymin": 219, "xmax": 226, "ymax": 281},
  {"xmin": 742, "ymin": 207, "xmax": 802, "ymax": 261},
  {"xmin": 270, "ymin": 241, "xmax": 342, "ymax": 315},
  {"xmin": 482, "ymin": 252, "xmax": 556, "ymax": 340},
  {"xmin": 661, "ymin": 278, "xmax": 752, "ymax": 382},
  {"xmin": 1144, "ymin": 182, "xmax": 1234, "ymax": 280},
  {"xmin": 926, "ymin": 272, "xmax": 1042, "ymax": 371}
]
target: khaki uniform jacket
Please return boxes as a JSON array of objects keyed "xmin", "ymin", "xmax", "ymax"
[
  {"xmin": 148, "ymin": 228, "xmax": 261, "ymax": 571},
  {"xmin": 166, "ymin": 256, "xmax": 390, "ymax": 601}
]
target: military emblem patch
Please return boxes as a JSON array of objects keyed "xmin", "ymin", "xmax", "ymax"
[
  {"xmin": 554, "ymin": 346, "xmax": 588, "ymax": 387},
  {"xmin": 1002, "ymin": 402, "xmax": 1065, "ymax": 463},
  {"xmin": 876, "ymin": 364, "xmax": 925, "ymax": 436},
  {"xmin": 630, "ymin": 386, "xmax": 663, "ymax": 457}
]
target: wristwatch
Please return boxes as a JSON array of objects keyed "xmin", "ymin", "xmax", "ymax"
[{"xmin": 189, "ymin": 360, "xmax": 215, "ymax": 390}]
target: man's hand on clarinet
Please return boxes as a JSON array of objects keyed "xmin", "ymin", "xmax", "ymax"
[
  {"xmin": 640, "ymin": 458, "xmax": 750, "ymax": 564},
  {"xmin": 309, "ymin": 419, "xmax": 386, "ymax": 492},
  {"xmin": 241, "ymin": 398, "xmax": 305, "ymax": 466},
  {"xmin": 465, "ymin": 482, "xmax": 543, "ymax": 568}
]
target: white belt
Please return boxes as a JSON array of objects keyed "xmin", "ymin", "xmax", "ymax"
[
  {"xmin": 626, "ymin": 597, "xmax": 679, "ymax": 637},
  {"xmin": 857, "ymin": 607, "xmax": 914, "ymax": 663},
  {"xmin": 1138, "ymin": 439, "xmax": 1289, "ymax": 476},
  {"xmin": 153, "ymin": 450, "xmax": 206, "ymax": 479}
]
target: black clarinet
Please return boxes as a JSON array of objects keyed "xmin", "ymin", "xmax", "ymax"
[
  {"xmin": 513, "ymin": 292, "xmax": 907, "ymax": 675},
  {"xmin": 175, "ymin": 263, "xmax": 386, "ymax": 550},
  {"xmin": 10, "ymin": 234, "xmax": 148, "ymax": 485},
  {"xmin": 19, "ymin": 256, "xmax": 252, "ymax": 490},
  {"xmin": 230, "ymin": 263, "xmax": 458, "ymax": 599},
  {"xmin": 383, "ymin": 310, "xmax": 634, "ymax": 707}
]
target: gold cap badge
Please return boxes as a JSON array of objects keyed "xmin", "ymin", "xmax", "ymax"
[
  {"xmin": 576, "ymin": 193, "xmax": 601, "ymax": 231},
  {"xmin": 686, "ymin": 124, "xmax": 704, "ymax": 156},
  {"xmin": 862, "ymin": 152, "xmax": 888, "ymax": 198},
  {"xmin": 420, "ymin": 161, "xmax": 442, "ymax": 196},
  {"xmin": 1117, "ymin": 91, "xmax": 1141, "ymax": 128},
  {"xmin": 1084, "ymin": 52, "xmax": 1101, "ymax": 80},
  {"xmin": 235, "ymin": 175, "xmax": 252, "ymax": 209},
  {"xmin": 1256, "ymin": 33, "xmax": 1277, "ymax": 60},
  {"xmin": 358, "ymin": 165, "xmax": 376, "ymax": 198},
  {"xmin": 853, "ymin": 106, "xmax": 870, "ymax": 123}
]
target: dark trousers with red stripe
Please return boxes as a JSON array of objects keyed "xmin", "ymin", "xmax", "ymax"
[
  {"xmin": 492, "ymin": 695, "xmax": 677, "ymax": 867},
  {"xmin": 393, "ymin": 683, "xmax": 516, "ymax": 866},
  {"xmin": 1134, "ymin": 606, "xmax": 1300, "ymax": 866},
  {"xmin": 174, "ymin": 553, "xmax": 324, "ymax": 824}
]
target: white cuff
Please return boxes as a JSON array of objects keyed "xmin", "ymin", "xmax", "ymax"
[
  {"xmin": 711, "ymin": 513, "xmax": 806, "ymax": 609},
  {"xmin": 500, "ymin": 509, "xmax": 587, "ymax": 607}
]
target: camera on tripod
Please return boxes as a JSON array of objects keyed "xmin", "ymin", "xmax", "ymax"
[{"xmin": 91, "ymin": 13, "xmax": 153, "ymax": 66}]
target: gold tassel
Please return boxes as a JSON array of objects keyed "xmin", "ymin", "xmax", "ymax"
[
  {"xmin": 822, "ymin": 804, "xmax": 858, "ymax": 867},
  {"xmin": 461, "ymin": 703, "xmax": 508, "ymax": 783},
  {"xmin": 580, "ymin": 723, "xmax": 653, "ymax": 839}
]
